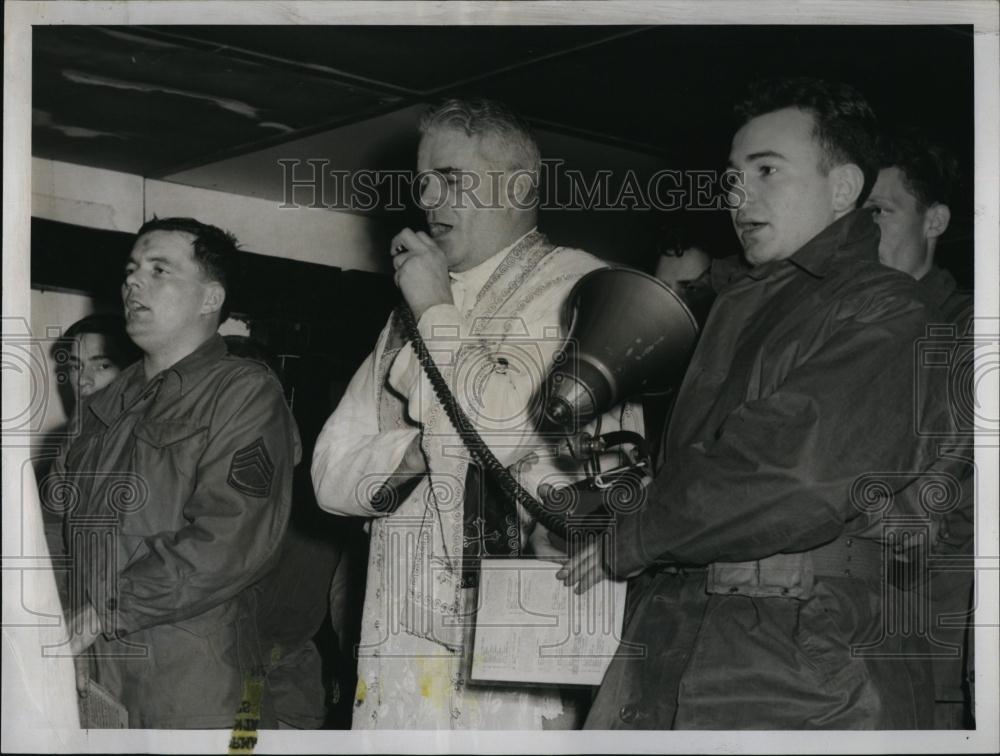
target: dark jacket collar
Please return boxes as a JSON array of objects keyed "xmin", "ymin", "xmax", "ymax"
[
  {"xmin": 159, "ymin": 332, "xmax": 228, "ymax": 395},
  {"xmin": 88, "ymin": 333, "xmax": 227, "ymax": 426},
  {"xmin": 918, "ymin": 265, "xmax": 959, "ymax": 309},
  {"xmin": 746, "ymin": 208, "xmax": 879, "ymax": 281}
]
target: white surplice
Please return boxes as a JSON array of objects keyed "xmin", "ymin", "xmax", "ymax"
[{"xmin": 312, "ymin": 230, "xmax": 640, "ymax": 729}]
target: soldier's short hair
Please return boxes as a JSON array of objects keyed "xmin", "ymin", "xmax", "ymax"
[
  {"xmin": 878, "ymin": 129, "xmax": 960, "ymax": 210},
  {"xmin": 736, "ymin": 76, "xmax": 880, "ymax": 206},
  {"xmin": 136, "ymin": 216, "xmax": 240, "ymax": 322}
]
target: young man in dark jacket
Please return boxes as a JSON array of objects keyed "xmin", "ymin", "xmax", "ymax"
[
  {"xmin": 52, "ymin": 217, "xmax": 299, "ymax": 728},
  {"xmin": 561, "ymin": 77, "xmax": 958, "ymax": 729},
  {"xmin": 866, "ymin": 132, "xmax": 975, "ymax": 728}
]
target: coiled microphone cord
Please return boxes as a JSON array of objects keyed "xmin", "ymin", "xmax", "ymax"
[{"xmin": 396, "ymin": 302, "xmax": 570, "ymax": 538}]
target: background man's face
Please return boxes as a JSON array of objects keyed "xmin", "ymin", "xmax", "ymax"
[
  {"xmin": 728, "ymin": 107, "xmax": 838, "ymax": 266},
  {"xmin": 864, "ymin": 166, "xmax": 932, "ymax": 278},
  {"xmin": 122, "ymin": 230, "xmax": 213, "ymax": 355},
  {"xmin": 416, "ymin": 126, "xmax": 522, "ymax": 272},
  {"xmin": 68, "ymin": 333, "xmax": 121, "ymax": 398}
]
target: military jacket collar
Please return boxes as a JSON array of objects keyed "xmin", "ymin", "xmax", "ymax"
[
  {"xmin": 745, "ymin": 208, "xmax": 879, "ymax": 281},
  {"xmin": 919, "ymin": 265, "xmax": 960, "ymax": 310},
  {"xmin": 89, "ymin": 333, "xmax": 227, "ymax": 426}
]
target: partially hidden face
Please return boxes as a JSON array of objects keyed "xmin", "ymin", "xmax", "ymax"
[
  {"xmin": 728, "ymin": 107, "xmax": 840, "ymax": 266},
  {"xmin": 122, "ymin": 230, "xmax": 215, "ymax": 353},
  {"xmin": 415, "ymin": 126, "xmax": 525, "ymax": 272},
  {"xmin": 655, "ymin": 247, "xmax": 712, "ymax": 294},
  {"xmin": 68, "ymin": 332, "xmax": 122, "ymax": 397},
  {"xmin": 864, "ymin": 166, "xmax": 936, "ymax": 278}
]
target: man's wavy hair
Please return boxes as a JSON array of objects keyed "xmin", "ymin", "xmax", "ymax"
[
  {"xmin": 136, "ymin": 216, "xmax": 240, "ymax": 323},
  {"xmin": 419, "ymin": 97, "xmax": 542, "ymax": 181},
  {"xmin": 735, "ymin": 76, "xmax": 880, "ymax": 206},
  {"xmin": 878, "ymin": 129, "xmax": 960, "ymax": 210}
]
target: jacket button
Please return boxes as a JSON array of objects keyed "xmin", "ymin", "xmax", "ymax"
[
  {"xmin": 106, "ymin": 597, "xmax": 118, "ymax": 611},
  {"xmin": 619, "ymin": 704, "xmax": 638, "ymax": 723}
]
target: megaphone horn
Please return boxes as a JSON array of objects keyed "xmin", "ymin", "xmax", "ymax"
[{"xmin": 544, "ymin": 267, "xmax": 700, "ymax": 430}]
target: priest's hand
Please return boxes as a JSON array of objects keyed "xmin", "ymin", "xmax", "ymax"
[{"xmin": 391, "ymin": 228, "xmax": 454, "ymax": 321}]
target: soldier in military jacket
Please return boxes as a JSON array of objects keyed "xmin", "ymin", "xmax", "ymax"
[{"xmin": 49, "ymin": 217, "xmax": 299, "ymax": 729}]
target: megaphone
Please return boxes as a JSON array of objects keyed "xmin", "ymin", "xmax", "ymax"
[{"xmin": 544, "ymin": 267, "xmax": 700, "ymax": 431}]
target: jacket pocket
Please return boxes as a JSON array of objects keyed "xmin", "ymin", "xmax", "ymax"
[
  {"xmin": 128, "ymin": 419, "xmax": 208, "ymax": 532},
  {"xmin": 793, "ymin": 578, "xmax": 875, "ymax": 686}
]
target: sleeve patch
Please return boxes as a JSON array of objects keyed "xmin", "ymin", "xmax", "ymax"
[{"xmin": 227, "ymin": 437, "xmax": 275, "ymax": 498}]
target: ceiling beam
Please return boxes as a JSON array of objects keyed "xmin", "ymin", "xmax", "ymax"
[
  {"xmin": 417, "ymin": 26, "xmax": 652, "ymax": 98},
  {"xmin": 138, "ymin": 25, "xmax": 659, "ymax": 179},
  {"xmin": 117, "ymin": 25, "xmax": 419, "ymax": 96}
]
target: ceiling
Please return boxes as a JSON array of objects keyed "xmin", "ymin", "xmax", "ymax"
[
  {"xmin": 33, "ymin": 25, "xmax": 653, "ymax": 177},
  {"xmin": 32, "ymin": 24, "xmax": 976, "ymax": 273},
  {"xmin": 33, "ymin": 24, "xmax": 975, "ymax": 175}
]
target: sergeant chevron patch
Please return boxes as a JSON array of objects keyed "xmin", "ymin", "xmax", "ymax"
[{"xmin": 227, "ymin": 437, "xmax": 275, "ymax": 498}]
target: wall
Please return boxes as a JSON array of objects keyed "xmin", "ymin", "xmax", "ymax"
[
  {"xmin": 29, "ymin": 158, "xmax": 388, "ymax": 454},
  {"xmin": 31, "ymin": 158, "xmax": 389, "ymax": 271},
  {"xmin": 143, "ymin": 179, "xmax": 390, "ymax": 274}
]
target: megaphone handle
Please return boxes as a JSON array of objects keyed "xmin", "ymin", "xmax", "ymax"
[
  {"xmin": 594, "ymin": 430, "xmax": 650, "ymax": 464},
  {"xmin": 395, "ymin": 303, "xmax": 570, "ymax": 539}
]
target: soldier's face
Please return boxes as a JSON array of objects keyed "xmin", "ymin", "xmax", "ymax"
[
  {"xmin": 864, "ymin": 166, "xmax": 935, "ymax": 278},
  {"xmin": 122, "ymin": 230, "xmax": 215, "ymax": 354},
  {"xmin": 728, "ymin": 107, "xmax": 839, "ymax": 266},
  {"xmin": 68, "ymin": 333, "xmax": 121, "ymax": 397}
]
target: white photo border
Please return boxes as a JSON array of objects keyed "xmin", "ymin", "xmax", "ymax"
[{"xmin": 3, "ymin": 2, "xmax": 998, "ymax": 753}]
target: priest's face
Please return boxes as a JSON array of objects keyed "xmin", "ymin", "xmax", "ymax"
[{"xmin": 416, "ymin": 126, "xmax": 527, "ymax": 272}]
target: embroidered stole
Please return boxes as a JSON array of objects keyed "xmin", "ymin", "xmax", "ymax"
[{"xmin": 373, "ymin": 230, "xmax": 579, "ymax": 650}]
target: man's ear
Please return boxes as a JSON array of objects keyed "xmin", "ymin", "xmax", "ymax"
[
  {"xmin": 202, "ymin": 281, "xmax": 226, "ymax": 317},
  {"xmin": 829, "ymin": 163, "xmax": 865, "ymax": 213},
  {"xmin": 924, "ymin": 203, "xmax": 951, "ymax": 240}
]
